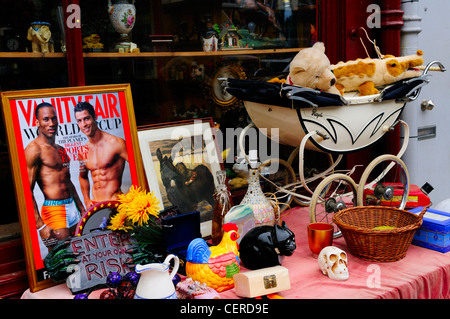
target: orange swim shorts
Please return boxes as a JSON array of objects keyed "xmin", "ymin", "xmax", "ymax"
[{"xmin": 40, "ymin": 198, "xmax": 81, "ymax": 230}]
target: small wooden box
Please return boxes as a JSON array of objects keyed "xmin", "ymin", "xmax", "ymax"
[{"xmin": 233, "ymin": 266, "xmax": 290, "ymax": 298}]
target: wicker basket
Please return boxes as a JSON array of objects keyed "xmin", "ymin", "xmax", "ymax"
[{"xmin": 332, "ymin": 206, "xmax": 427, "ymax": 262}]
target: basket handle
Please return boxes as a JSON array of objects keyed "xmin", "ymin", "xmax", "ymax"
[{"xmin": 414, "ymin": 205, "xmax": 430, "ymax": 227}]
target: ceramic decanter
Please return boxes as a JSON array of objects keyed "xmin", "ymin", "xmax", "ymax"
[{"xmin": 240, "ymin": 150, "xmax": 275, "ymax": 226}]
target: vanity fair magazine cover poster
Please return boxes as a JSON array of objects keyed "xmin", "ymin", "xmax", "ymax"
[{"xmin": 1, "ymin": 84, "xmax": 142, "ymax": 290}]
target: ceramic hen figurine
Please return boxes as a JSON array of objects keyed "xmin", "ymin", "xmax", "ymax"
[{"xmin": 185, "ymin": 223, "xmax": 240, "ymax": 292}]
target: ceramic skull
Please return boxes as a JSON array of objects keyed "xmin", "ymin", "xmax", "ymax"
[{"xmin": 318, "ymin": 246, "xmax": 349, "ymax": 281}]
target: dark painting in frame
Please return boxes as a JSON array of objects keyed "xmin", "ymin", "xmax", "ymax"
[{"xmin": 137, "ymin": 118, "xmax": 224, "ymax": 237}]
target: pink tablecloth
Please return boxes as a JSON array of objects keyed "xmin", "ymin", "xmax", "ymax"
[
  {"xmin": 21, "ymin": 284, "xmax": 105, "ymax": 299},
  {"xmin": 22, "ymin": 206, "xmax": 450, "ymax": 299},
  {"xmin": 221, "ymin": 206, "xmax": 450, "ymax": 299}
]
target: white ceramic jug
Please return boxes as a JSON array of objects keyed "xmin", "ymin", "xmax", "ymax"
[{"xmin": 134, "ymin": 254, "xmax": 179, "ymax": 299}]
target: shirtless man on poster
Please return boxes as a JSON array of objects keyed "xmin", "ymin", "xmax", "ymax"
[
  {"xmin": 74, "ymin": 101, "xmax": 129, "ymax": 209},
  {"xmin": 25, "ymin": 102, "xmax": 85, "ymax": 246}
]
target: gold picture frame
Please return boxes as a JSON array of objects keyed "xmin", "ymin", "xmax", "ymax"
[{"xmin": 0, "ymin": 84, "xmax": 145, "ymax": 292}]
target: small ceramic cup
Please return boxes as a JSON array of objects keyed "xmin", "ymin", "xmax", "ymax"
[{"xmin": 307, "ymin": 222, "xmax": 334, "ymax": 258}]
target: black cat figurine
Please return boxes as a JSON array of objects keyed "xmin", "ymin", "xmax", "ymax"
[{"xmin": 239, "ymin": 221, "xmax": 296, "ymax": 270}]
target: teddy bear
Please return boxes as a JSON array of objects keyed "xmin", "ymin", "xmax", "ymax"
[
  {"xmin": 280, "ymin": 42, "xmax": 341, "ymax": 95},
  {"xmin": 330, "ymin": 50, "xmax": 424, "ymax": 96}
]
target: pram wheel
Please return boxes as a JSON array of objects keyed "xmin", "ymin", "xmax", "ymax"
[
  {"xmin": 309, "ymin": 173, "xmax": 358, "ymax": 238},
  {"xmin": 259, "ymin": 158, "xmax": 296, "ymax": 213},
  {"xmin": 288, "ymin": 147, "xmax": 336, "ymax": 206},
  {"xmin": 357, "ymin": 154, "xmax": 410, "ymax": 209}
]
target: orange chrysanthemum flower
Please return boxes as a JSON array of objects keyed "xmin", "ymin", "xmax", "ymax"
[
  {"xmin": 117, "ymin": 185, "xmax": 142, "ymax": 207},
  {"xmin": 112, "ymin": 185, "xmax": 161, "ymax": 229},
  {"xmin": 125, "ymin": 191, "xmax": 161, "ymax": 227},
  {"xmin": 108, "ymin": 210, "xmax": 131, "ymax": 231}
]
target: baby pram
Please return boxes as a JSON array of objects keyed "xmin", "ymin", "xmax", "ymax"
[{"xmin": 223, "ymin": 61, "xmax": 445, "ymax": 237}]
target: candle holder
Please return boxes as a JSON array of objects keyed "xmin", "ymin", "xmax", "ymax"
[{"xmin": 307, "ymin": 222, "xmax": 333, "ymax": 258}]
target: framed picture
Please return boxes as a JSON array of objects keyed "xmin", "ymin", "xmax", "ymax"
[
  {"xmin": 138, "ymin": 118, "xmax": 223, "ymax": 237},
  {"xmin": 0, "ymin": 84, "xmax": 145, "ymax": 292}
]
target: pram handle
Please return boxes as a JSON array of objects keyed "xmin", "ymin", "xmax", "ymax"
[
  {"xmin": 421, "ymin": 61, "xmax": 446, "ymax": 74},
  {"xmin": 404, "ymin": 61, "xmax": 445, "ymax": 102}
]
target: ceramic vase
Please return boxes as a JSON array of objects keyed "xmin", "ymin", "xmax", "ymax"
[
  {"xmin": 107, "ymin": 0, "xmax": 136, "ymax": 47},
  {"xmin": 240, "ymin": 168, "xmax": 275, "ymax": 226}
]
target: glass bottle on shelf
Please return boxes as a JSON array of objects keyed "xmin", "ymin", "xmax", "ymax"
[
  {"xmin": 211, "ymin": 170, "xmax": 232, "ymax": 245},
  {"xmin": 240, "ymin": 150, "xmax": 275, "ymax": 227}
]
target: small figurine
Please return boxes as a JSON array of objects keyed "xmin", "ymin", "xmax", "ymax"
[
  {"xmin": 82, "ymin": 34, "xmax": 104, "ymax": 51},
  {"xmin": 317, "ymin": 246, "xmax": 349, "ymax": 281},
  {"xmin": 27, "ymin": 21, "xmax": 53, "ymax": 53},
  {"xmin": 239, "ymin": 221, "xmax": 296, "ymax": 270},
  {"xmin": 201, "ymin": 18, "xmax": 219, "ymax": 52},
  {"xmin": 185, "ymin": 223, "xmax": 240, "ymax": 292}
]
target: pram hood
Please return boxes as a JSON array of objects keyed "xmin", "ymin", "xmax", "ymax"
[{"xmin": 224, "ymin": 74, "xmax": 431, "ymax": 108}]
